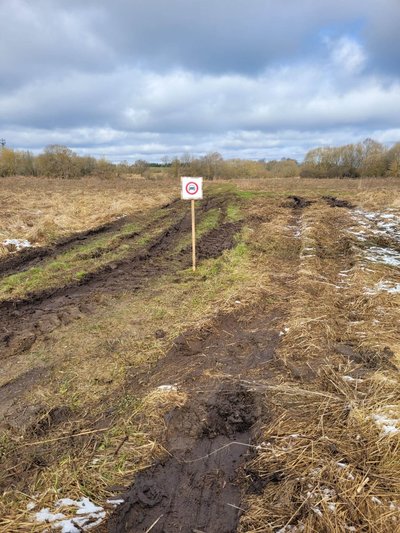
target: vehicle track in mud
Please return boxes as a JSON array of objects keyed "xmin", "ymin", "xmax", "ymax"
[
  {"xmin": 108, "ymin": 301, "xmax": 281, "ymax": 533},
  {"xmin": 0, "ymin": 196, "xmax": 241, "ymax": 360}
]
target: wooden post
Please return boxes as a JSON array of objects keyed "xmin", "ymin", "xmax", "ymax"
[{"xmin": 191, "ymin": 199, "xmax": 196, "ymax": 271}]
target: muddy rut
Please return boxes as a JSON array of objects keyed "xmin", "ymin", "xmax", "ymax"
[
  {"xmin": 0, "ymin": 196, "xmax": 241, "ymax": 359},
  {"xmin": 108, "ymin": 302, "xmax": 280, "ymax": 533}
]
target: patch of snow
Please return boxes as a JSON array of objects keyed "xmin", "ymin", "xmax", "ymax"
[
  {"xmin": 342, "ymin": 375, "xmax": 363, "ymax": 383},
  {"xmin": 106, "ymin": 498, "xmax": 124, "ymax": 506},
  {"xmin": 365, "ymin": 247, "xmax": 400, "ymax": 268},
  {"xmin": 311, "ymin": 506, "xmax": 323, "ymax": 517},
  {"xmin": 279, "ymin": 327, "xmax": 290, "ymax": 337},
  {"xmin": 366, "ymin": 281, "xmax": 400, "ymax": 295},
  {"xmin": 156, "ymin": 384, "xmax": 178, "ymax": 392},
  {"xmin": 35, "ymin": 497, "xmax": 106, "ymax": 531},
  {"xmin": 2, "ymin": 238, "xmax": 32, "ymax": 250},
  {"xmin": 371, "ymin": 414, "xmax": 400, "ymax": 436},
  {"xmin": 26, "ymin": 502, "xmax": 36, "ymax": 511},
  {"xmin": 389, "ymin": 501, "xmax": 400, "ymax": 511},
  {"xmin": 35, "ymin": 509, "xmax": 66, "ymax": 523}
]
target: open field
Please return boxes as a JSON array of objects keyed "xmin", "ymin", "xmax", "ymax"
[
  {"xmin": 0, "ymin": 177, "xmax": 399, "ymax": 532},
  {"xmin": 0, "ymin": 177, "xmax": 175, "ymax": 257}
]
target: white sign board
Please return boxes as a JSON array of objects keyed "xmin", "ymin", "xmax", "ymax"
[{"xmin": 181, "ymin": 177, "xmax": 203, "ymax": 200}]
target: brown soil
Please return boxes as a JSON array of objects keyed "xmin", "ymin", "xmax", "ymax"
[
  {"xmin": 322, "ymin": 196, "xmax": 355, "ymax": 208},
  {"xmin": 106, "ymin": 296, "xmax": 284, "ymax": 533},
  {"xmin": 285, "ymin": 196, "xmax": 314, "ymax": 209},
  {"xmin": 109, "ymin": 385, "xmax": 263, "ymax": 533}
]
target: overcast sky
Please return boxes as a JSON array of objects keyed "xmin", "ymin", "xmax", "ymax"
[{"xmin": 1, "ymin": 0, "xmax": 400, "ymax": 162}]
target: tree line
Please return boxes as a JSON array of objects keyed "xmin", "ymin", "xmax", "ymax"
[
  {"xmin": 301, "ymin": 139, "xmax": 400, "ymax": 178},
  {"xmin": 0, "ymin": 139, "xmax": 399, "ymax": 179}
]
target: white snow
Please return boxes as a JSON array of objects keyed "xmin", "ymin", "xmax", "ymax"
[
  {"xmin": 34, "ymin": 497, "xmax": 106, "ymax": 531},
  {"xmin": 365, "ymin": 247, "xmax": 400, "ymax": 268},
  {"xmin": 349, "ymin": 208, "xmax": 400, "ymax": 272},
  {"xmin": 26, "ymin": 502, "xmax": 36, "ymax": 511},
  {"xmin": 156, "ymin": 384, "xmax": 178, "ymax": 392},
  {"xmin": 35, "ymin": 509, "xmax": 66, "ymax": 523},
  {"xmin": 311, "ymin": 506, "xmax": 323, "ymax": 517},
  {"xmin": 371, "ymin": 414, "xmax": 400, "ymax": 436},
  {"xmin": 106, "ymin": 498, "xmax": 124, "ymax": 506},
  {"xmin": 342, "ymin": 375, "xmax": 363, "ymax": 383},
  {"xmin": 2, "ymin": 238, "xmax": 32, "ymax": 250}
]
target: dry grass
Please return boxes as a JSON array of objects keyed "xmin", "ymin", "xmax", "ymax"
[
  {"xmin": 239, "ymin": 189, "xmax": 400, "ymax": 532},
  {"xmin": 0, "ymin": 176, "xmax": 175, "ymax": 257}
]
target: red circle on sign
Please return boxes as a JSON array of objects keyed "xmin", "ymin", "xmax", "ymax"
[{"xmin": 185, "ymin": 182, "xmax": 199, "ymax": 195}]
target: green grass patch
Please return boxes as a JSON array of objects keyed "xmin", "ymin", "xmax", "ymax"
[{"xmin": 226, "ymin": 203, "xmax": 243, "ymax": 222}]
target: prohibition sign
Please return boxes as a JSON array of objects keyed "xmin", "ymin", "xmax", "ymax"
[{"xmin": 185, "ymin": 181, "xmax": 199, "ymax": 195}]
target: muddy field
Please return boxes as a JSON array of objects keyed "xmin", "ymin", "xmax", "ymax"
[{"xmin": 0, "ymin": 178, "xmax": 399, "ymax": 532}]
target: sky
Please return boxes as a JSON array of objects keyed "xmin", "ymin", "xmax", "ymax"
[{"xmin": 1, "ymin": 0, "xmax": 400, "ymax": 162}]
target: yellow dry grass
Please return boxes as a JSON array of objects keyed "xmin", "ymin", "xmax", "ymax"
[{"xmin": 0, "ymin": 176, "xmax": 175, "ymax": 256}]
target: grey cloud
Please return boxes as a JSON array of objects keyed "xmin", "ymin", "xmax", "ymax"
[{"xmin": 1, "ymin": 0, "xmax": 400, "ymax": 161}]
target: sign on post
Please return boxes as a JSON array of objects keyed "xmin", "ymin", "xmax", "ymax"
[
  {"xmin": 181, "ymin": 177, "xmax": 203, "ymax": 271},
  {"xmin": 181, "ymin": 177, "xmax": 203, "ymax": 200}
]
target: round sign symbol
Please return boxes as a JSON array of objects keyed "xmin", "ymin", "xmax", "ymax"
[{"xmin": 186, "ymin": 181, "xmax": 199, "ymax": 195}]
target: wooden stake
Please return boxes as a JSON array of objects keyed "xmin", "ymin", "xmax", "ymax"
[{"xmin": 191, "ymin": 199, "xmax": 196, "ymax": 271}]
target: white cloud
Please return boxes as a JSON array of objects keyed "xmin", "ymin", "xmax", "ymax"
[{"xmin": 328, "ymin": 36, "xmax": 367, "ymax": 74}]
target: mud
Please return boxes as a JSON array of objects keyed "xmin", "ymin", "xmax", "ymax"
[
  {"xmin": 197, "ymin": 221, "xmax": 242, "ymax": 260},
  {"xmin": 334, "ymin": 342, "xmax": 397, "ymax": 370},
  {"xmin": 0, "ymin": 367, "xmax": 49, "ymax": 430},
  {"xmin": 0, "ymin": 200, "xmax": 242, "ymax": 360},
  {"xmin": 285, "ymin": 196, "xmax": 314, "ymax": 209},
  {"xmin": 322, "ymin": 196, "xmax": 354, "ymax": 208},
  {"xmin": 108, "ymin": 385, "xmax": 263, "ymax": 533},
  {"xmin": 152, "ymin": 306, "xmax": 281, "ymax": 387},
  {"xmin": 107, "ymin": 301, "xmax": 281, "ymax": 532}
]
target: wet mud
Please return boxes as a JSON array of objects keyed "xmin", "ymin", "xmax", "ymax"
[
  {"xmin": 108, "ymin": 385, "xmax": 263, "ymax": 533},
  {"xmin": 285, "ymin": 196, "xmax": 314, "ymax": 209},
  {"xmin": 322, "ymin": 196, "xmax": 354, "ymax": 208},
  {"xmin": 108, "ymin": 299, "xmax": 282, "ymax": 532}
]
